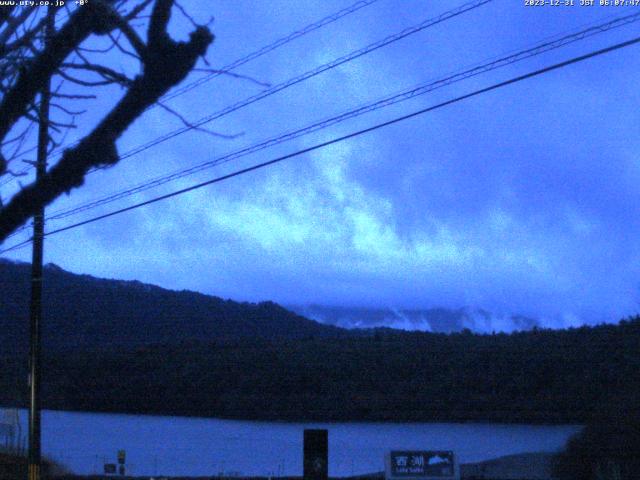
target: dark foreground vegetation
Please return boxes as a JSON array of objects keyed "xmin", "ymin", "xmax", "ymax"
[
  {"xmin": 2, "ymin": 318, "xmax": 639, "ymax": 423},
  {"xmin": 0, "ymin": 453, "xmax": 65, "ymax": 479},
  {"xmin": 552, "ymin": 406, "xmax": 640, "ymax": 480},
  {"xmin": 1, "ymin": 259, "xmax": 639, "ymax": 423}
]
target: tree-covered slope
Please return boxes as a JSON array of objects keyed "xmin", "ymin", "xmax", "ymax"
[
  {"xmin": 0, "ymin": 259, "xmax": 345, "ymax": 355},
  {"xmin": 3, "ymin": 318, "xmax": 639, "ymax": 424}
]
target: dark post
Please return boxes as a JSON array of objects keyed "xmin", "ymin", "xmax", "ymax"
[
  {"xmin": 28, "ymin": 8, "xmax": 53, "ymax": 480},
  {"xmin": 303, "ymin": 429, "xmax": 328, "ymax": 480}
]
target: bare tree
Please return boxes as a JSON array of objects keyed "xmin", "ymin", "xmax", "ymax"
[{"xmin": 0, "ymin": 0, "xmax": 214, "ymax": 242}]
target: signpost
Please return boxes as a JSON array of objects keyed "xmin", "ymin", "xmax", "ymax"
[
  {"xmin": 105, "ymin": 450, "xmax": 126, "ymax": 476},
  {"xmin": 385, "ymin": 451, "xmax": 459, "ymax": 480},
  {"xmin": 303, "ymin": 429, "xmax": 328, "ymax": 480}
]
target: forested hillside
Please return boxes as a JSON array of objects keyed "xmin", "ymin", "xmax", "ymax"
[
  {"xmin": 2, "ymin": 317, "xmax": 638, "ymax": 424},
  {"xmin": 0, "ymin": 259, "xmax": 345, "ymax": 355}
]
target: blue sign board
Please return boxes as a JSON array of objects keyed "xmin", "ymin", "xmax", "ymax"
[
  {"xmin": 388, "ymin": 451, "xmax": 456, "ymax": 478},
  {"xmin": 0, "ymin": 424, "xmax": 14, "ymax": 437}
]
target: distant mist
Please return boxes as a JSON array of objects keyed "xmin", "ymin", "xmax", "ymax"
[{"xmin": 289, "ymin": 304, "xmax": 540, "ymax": 333}]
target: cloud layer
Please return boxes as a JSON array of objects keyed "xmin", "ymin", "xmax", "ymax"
[{"xmin": 3, "ymin": 0, "xmax": 640, "ymax": 327}]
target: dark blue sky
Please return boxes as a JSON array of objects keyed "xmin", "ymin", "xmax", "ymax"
[{"xmin": 3, "ymin": 0, "xmax": 640, "ymax": 329}]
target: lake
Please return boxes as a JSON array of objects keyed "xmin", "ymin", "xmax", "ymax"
[{"xmin": 5, "ymin": 409, "xmax": 581, "ymax": 477}]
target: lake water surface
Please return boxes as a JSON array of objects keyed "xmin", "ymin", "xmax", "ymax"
[{"xmin": 9, "ymin": 409, "xmax": 581, "ymax": 477}]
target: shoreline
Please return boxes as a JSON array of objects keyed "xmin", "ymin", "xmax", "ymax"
[{"xmin": 0, "ymin": 405, "xmax": 587, "ymax": 428}]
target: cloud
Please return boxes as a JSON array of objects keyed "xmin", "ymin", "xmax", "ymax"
[{"xmin": 4, "ymin": 0, "xmax": 640, "ymax": 329}]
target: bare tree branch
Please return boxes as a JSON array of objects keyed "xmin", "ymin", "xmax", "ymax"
[
  {"xmin": 51, "ymin": 92, "xmax": 98, "ymax": 100},
  {"xmin": 1, "ymin": 12, "xmax": 48, "ymax": 57},
  {"xmin": 0, "ymin": 7, "xmax": 35, "ymax": 48},
  {"xmin": 0, "ymin": 2, "xmax": 119, "ymax": 146},
  {"xmin": 113, "ymin": 21, "xmax": 147, "ymax": 59},
  {"xmin": 124, "ymin": 0, "xmax": 155, "ymax": 21},
  {"xmin": 57, "ymin": 69, "xmax": 121, "ymax": 87},
  {"xmin": 50, "ymin": 103, "xmax": 86, "ymax": 116},
  {"xmin": 61, "ymin": 62, "xmax": 134, "ymax": 86},
  {"xmin": 0, "ymin": 6, "xmax": 16, "ymax": 29},
  {"xmin": 0, "ymin": 0, "xmax": 214, "ymax": 241},
  {"xmin": 156, "ymin": 101, "xmax": 242, "ymax": 139},
  {"xmin": 108, "ymin": 31, "xmax": 143, "ymax": 61},
  {"xmin": 192, "ymin": 68, "xmax": 271, "ymax": 88}
]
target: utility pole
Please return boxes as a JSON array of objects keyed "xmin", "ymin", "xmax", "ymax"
[{"xmin": 28, "ymin": 8, "xmax": 54, "ymax": 480}]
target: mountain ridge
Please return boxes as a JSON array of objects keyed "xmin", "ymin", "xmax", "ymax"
[
  {"xmin": 1, "ymin": 259, "xmax": 639, "ymax": 423},
  {"xmin": 0, "ymin": 258, "xmax": 346, "ymax": 354}
]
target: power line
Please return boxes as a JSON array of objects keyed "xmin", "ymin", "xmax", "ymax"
[
  {"xmin": 2, "ymin": 33, "xmax": 639, "ymax": 255},
  {"xmin": 161, "ymin": 0, "xmax": 384, "ymax": 103},
  {"xmin": 12, "ymin": 0, "xmax": 493, "ymax": 220},
  {"xmin": 1, "ymin": 236, "xmax": 32, "ymax": 254},
  {"xmin": 51, "ymin": 0, "xmax": 384, "ymax": 156},
  {"xmin": 2, "ymin": 0, "xmax": 491, "ymax": 192},
  {"xmin": 110, "ymin": 0, "xmax": 492, "ymax": 161},
  {"xmin": 0, "ymin": 0, "xmax": 384, "ymax": 186},
  {"xmin": 40, "ymin": 10, "xmax": 640, "ymax": 225},
  {"xmin": 33, "ymin": 0, "xmax": 491, "ymax": 178},
  {"xmin": 0, "ymin": 6, "xmax": 95, "ymax": 187}
]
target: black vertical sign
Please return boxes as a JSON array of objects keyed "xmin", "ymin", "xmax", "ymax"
[{"xmin": 303, "ymin": 429, "xmax": 328, "ymax": 480}]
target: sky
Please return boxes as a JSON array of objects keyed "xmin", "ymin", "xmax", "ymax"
[{"xmin": 2, "ymin": 0, "xmax": 640, "ymax": 329}]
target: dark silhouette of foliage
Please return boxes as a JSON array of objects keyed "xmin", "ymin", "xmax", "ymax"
[
  {"xmin": 0, "ymin": 1, "xmax": 213, "ymax": 242},
  {"xmin": 552, "ymin": 405, "xmax": 640, "ymax": 480},
  {"xmin": 0, "ymin": 452, "xmax": 66, "ymax": 480},
  {"xmin": 1, "ymin": 260, "xmax": 639, "ymax": 423},
  {"xmin": 0, "ymin": 259, "xmax": 345, "ymax": 355}
]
